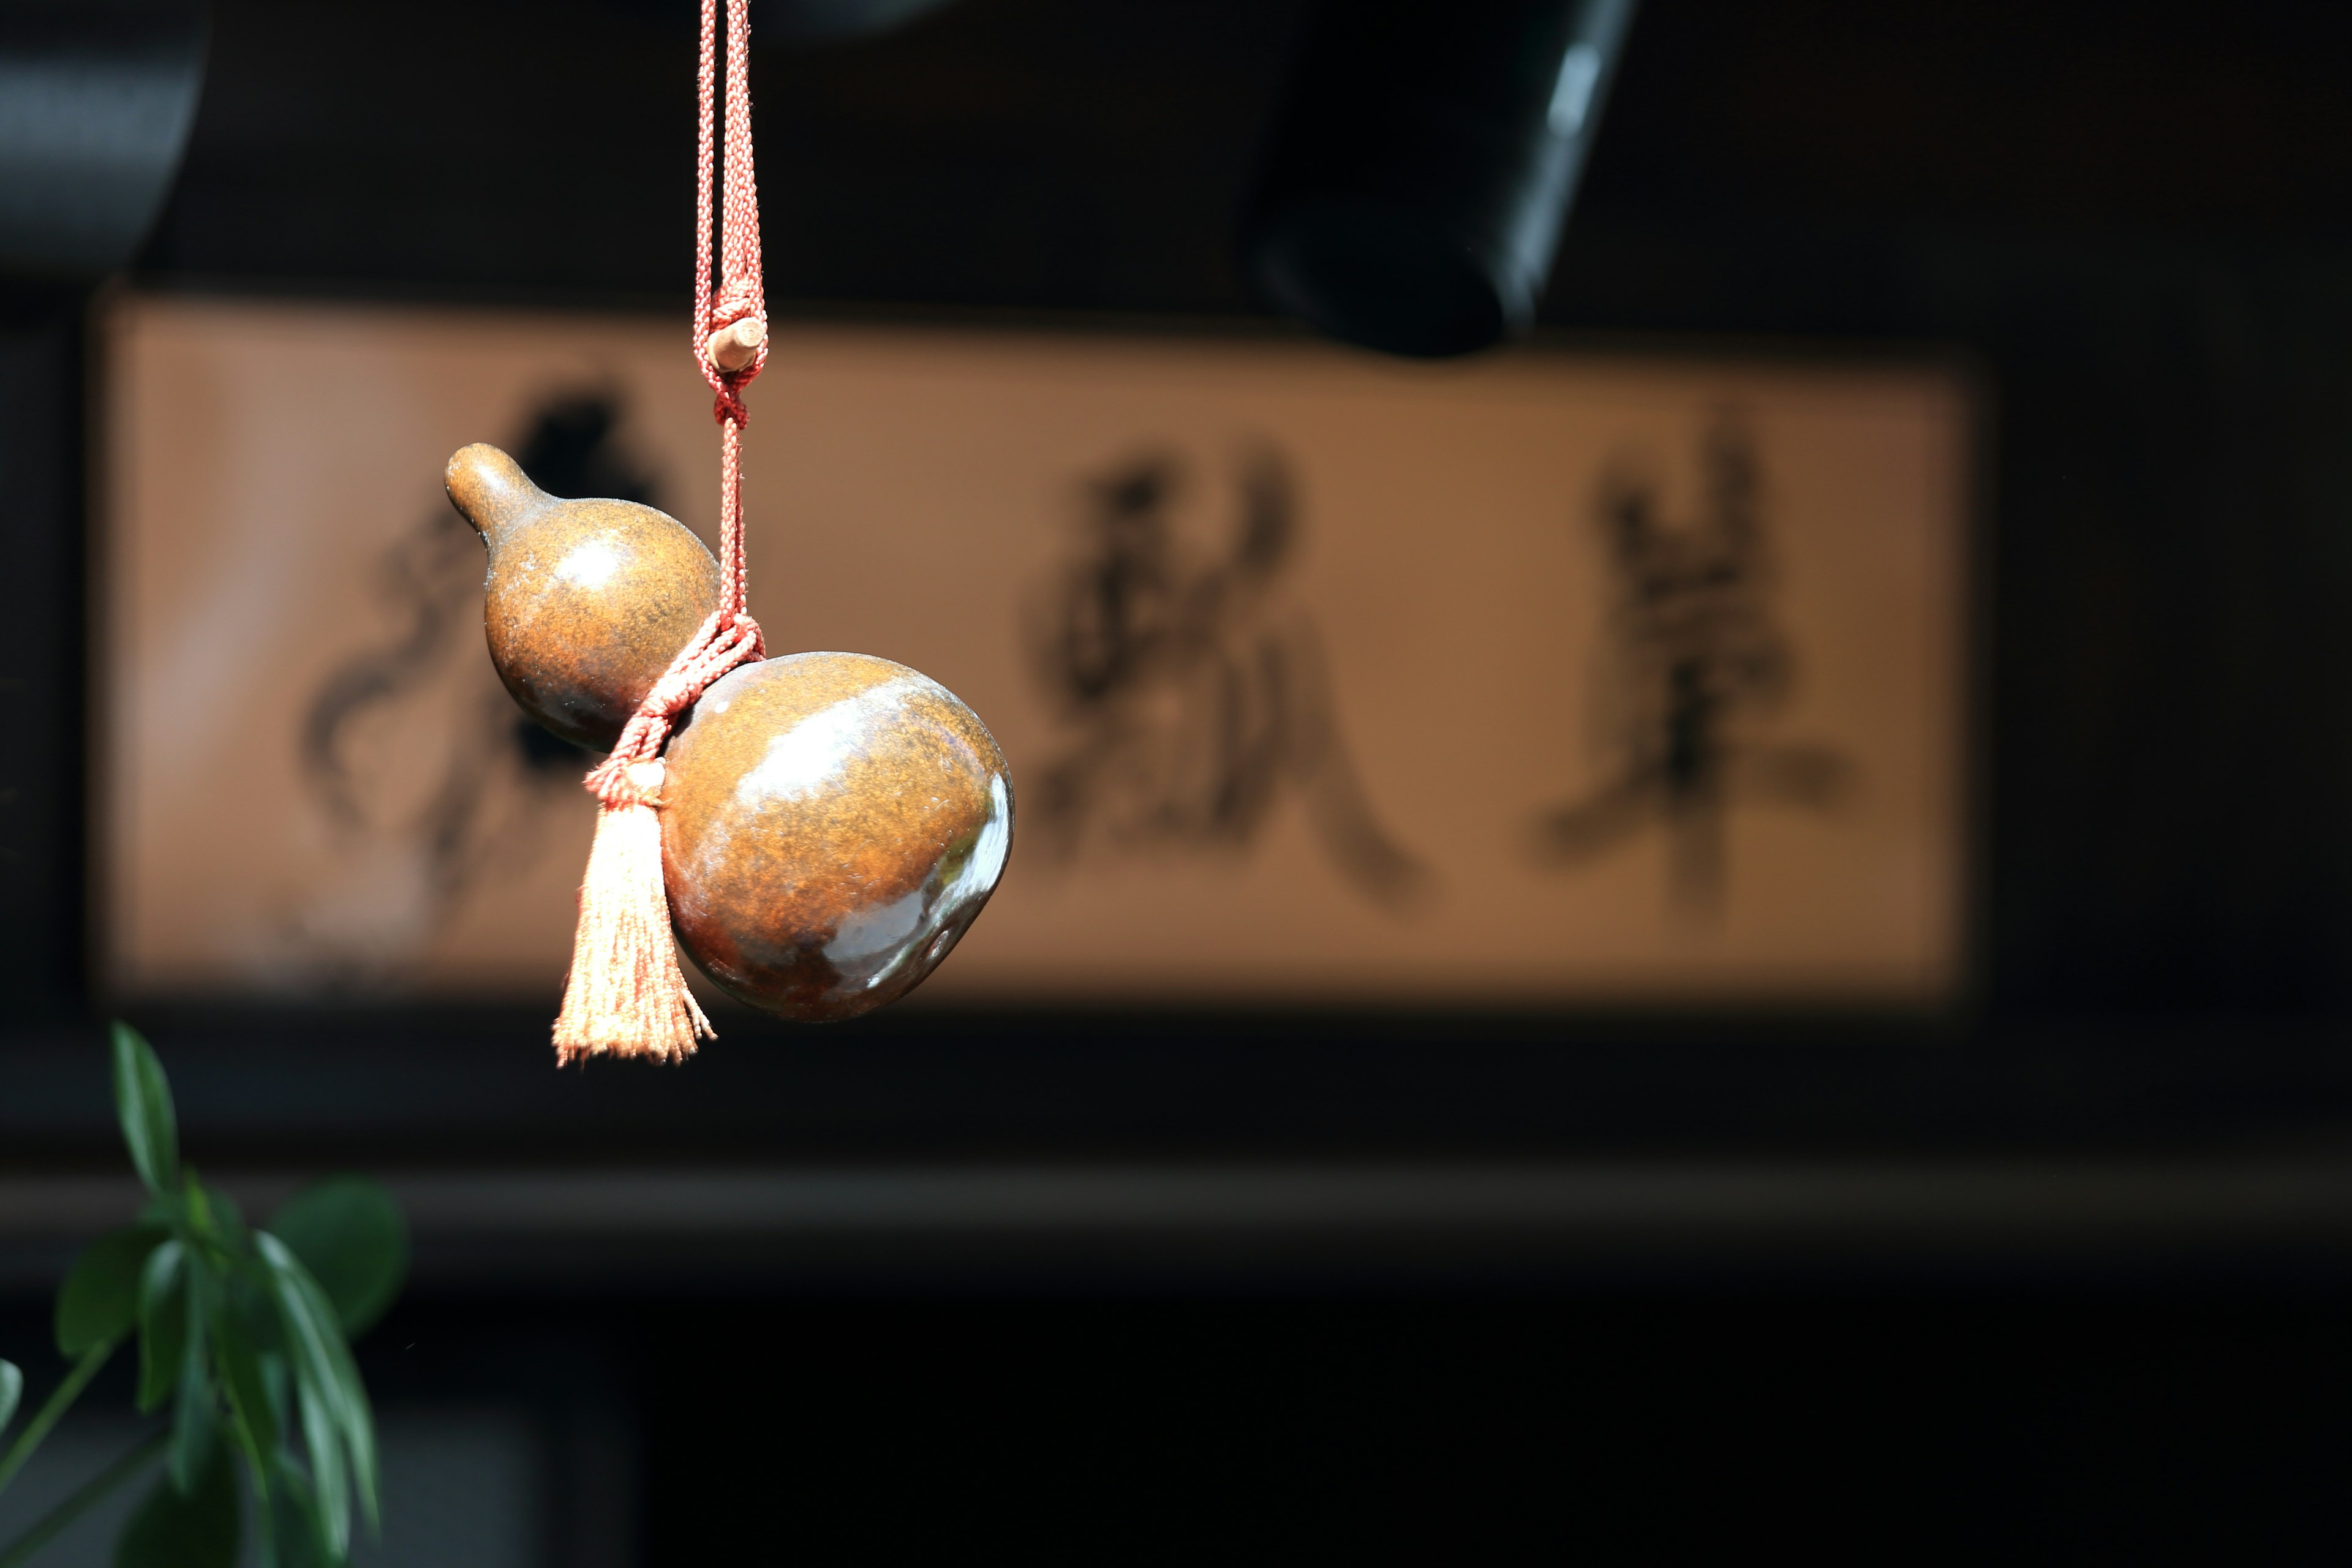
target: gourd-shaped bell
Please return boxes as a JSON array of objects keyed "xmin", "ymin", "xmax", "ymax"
[
  {"xmin": 448, "ymin": 442, "xmax": 720, "ymax": 750},
  {"xmin": 447, "ymin": 443, "xmax": 1013, "ymax": 1022}
]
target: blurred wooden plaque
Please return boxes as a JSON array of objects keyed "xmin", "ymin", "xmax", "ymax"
[{"xmin": 102, "ymin": 295, "xmax": 1970, "ymax": 1006}]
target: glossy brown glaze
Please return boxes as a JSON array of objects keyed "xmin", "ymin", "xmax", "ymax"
[
  {"xmin": 447, "ymin": 442, "xmax": 721, "ymax": 751},
  {"xmin": 660, "ymin": 652, "xmax": 1014, "ymax": 1022}
]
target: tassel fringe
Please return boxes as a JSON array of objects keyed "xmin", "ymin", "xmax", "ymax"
[
  {"xmin": 553, "ymin": 760, "xmax": 712, "ymax": 1065},
  {"xmin": 543, "ymin": 0, "xmax": 769, "ymax": 1069}
]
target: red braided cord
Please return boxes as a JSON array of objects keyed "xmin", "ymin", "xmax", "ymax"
[{"xmin": 586, "ymin": 0, "xmax": 767, "ymax": 810}]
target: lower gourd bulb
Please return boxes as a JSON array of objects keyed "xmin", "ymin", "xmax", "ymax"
[{"xmin": 659, "ymin": 650, "xmax": 1014, "ymax": 1022}]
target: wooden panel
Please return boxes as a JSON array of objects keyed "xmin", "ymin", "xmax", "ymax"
[{"xmin": 102, "ymin": 295, "xmax": 1968, "ymax": 1005}]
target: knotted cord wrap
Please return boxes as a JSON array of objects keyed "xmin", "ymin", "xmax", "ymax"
[{"xmin": 552, "ymin": 0, "xmax": 769, "ymax": 1065}]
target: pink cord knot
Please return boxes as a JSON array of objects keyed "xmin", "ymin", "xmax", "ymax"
[
  {"xmin": 701, "ymin": 287, "xmax": 766, "ymax": 426},
  {"xmin": 580, "ymin": 608, "xmax": 765, "ymax": 810}
]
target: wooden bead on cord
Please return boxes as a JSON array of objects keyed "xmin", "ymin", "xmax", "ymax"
[{"xmin": 707, "ymin": 317, "xmax": 764, "ymax": 372}]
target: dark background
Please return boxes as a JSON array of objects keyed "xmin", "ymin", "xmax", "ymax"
[{"xmin": 8, "ymin": 0, "xmax": 2352, "ymax": 1555}]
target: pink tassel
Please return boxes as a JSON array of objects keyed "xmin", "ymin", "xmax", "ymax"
[
  {"xmin": 552, "ymin": 760, "xmax": 712, "ymax": 1065},
  {"xmin": 547, "ymin": 0, "xmax": 770, "ymax": 1066}
]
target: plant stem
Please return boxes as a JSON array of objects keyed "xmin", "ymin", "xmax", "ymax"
[
  {"xmin": 0, "ymin": 1343, "xmax": 115, "ymax": 1497},
  {"xmin": 0, "ymin": 1428, "xmax": 167, "ymax": 1568}
]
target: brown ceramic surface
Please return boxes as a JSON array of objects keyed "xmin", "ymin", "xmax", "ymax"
[
  {"xmin": 660, "ymin": 652, "xmax": 1014, "ymax": 1022},
  {"xmin": 447, "ymin": 442, "xmax": 721, "ymax": 751}
]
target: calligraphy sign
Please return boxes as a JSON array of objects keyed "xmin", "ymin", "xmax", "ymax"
[{"xmin": 102, "ymin": 296, "xmax": 1969, "ymax": 1006}]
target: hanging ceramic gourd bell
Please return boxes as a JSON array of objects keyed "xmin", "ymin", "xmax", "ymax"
[
  {"xmin": 449, "ymin": 443, "xmax": 721, "ymax": 751},
  {"xmin": 441, "ymin": 0, "xmax": 1009, "ymax": 1062},
  {"xmin": 449, "ymin": 443, "xmax": 1012, "ymax": 1034}
]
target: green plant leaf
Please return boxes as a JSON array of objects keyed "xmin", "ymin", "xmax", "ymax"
[
  {"xmin": 288, "ymin": 1267, "xmax": 376, "ymax": 1533},
  {"xmin": 136, "ymin": 1241, "xmax": 187, "ymax": 1414},
  {"xmin": 256, "ymin": 1235, "xmax": 374, "ymax": 1555},
  {"xmin": 115, "ymin": 1434, "xmax": 238, "ymax": 1568},
  {"xmin": 265, "ymin": 1178, "xmax": 407, "ymax": 1338},
  {"xmin": 167, "ymin": 1264, "xmax": 215, "ymax": 1495},
  {"xmin": 283, "ymin": 1362, "xmax": 349, "ymax": 1564},
  {"xmin": 109, "ymin": 1023, "xmax": 179, "ymax": 1198},
  {"xmin": 182, "ymin": 1180, "xmax": 216, "ymax": 1242},
  {"xmin": 167, "ymin": 1382, "xmax": 216, "ymax": 1502},
  {"xmin": 56, "ymin": 1226, "xmax": 167, "ymax": 1357},
  {"xmin": 257, "ymin": 1349, "xmax": 292, "ymax": 1436},
  {"xmin": 260, "ymin": 1453, "xmax": 332, "ymax": 1568},
  {"xmin": 195, "ymin": 1183, "xmax": 246, "ymax": 1250},
  {"xmin": 0, "ymin": 1360, "xmax": 20, "ymax": 1438},
  {"xmin": 213, "ymin": 1306, "xmax": 276, "ymax": 1482},
  {"xmin": 225, "ymin": 1268, "xmax": 287, "ymax": 1357}
]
